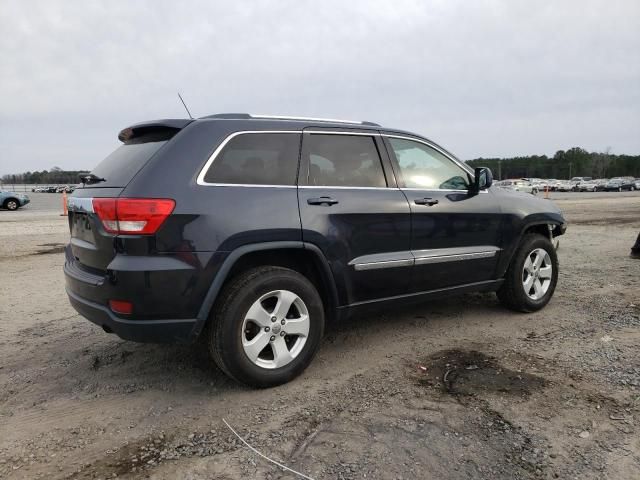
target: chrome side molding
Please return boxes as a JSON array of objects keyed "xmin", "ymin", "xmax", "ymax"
[
  {"xmin": 350, "ymin": 246, "xmax": 500, "ymax": 271},
  {"xmin": 414, "ymin": 250, "xmax": 497, "ymax": 265}
]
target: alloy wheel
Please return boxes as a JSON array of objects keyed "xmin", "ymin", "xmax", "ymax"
[
  {"xmin": 241, "ymin": 290, "xmax": 310, "ymax": 369},
  {"xmin": 522, "ymin": 248, "xmax": 553, "ymax": 300}
]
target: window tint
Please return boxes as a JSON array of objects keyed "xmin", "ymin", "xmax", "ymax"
[
  {"xmin": 203, "ymin": 133, "xmax": 300, "ymax": 185},
  {"xmin": 388, "ymin": 138, "xmax": 469, "ymax": 190},
  {"xmin": 305, "ymin": 134, "xmax": 386, "ymax": 187},
  {"xmin": 91, "ymin": 133, "xmax": 173, "ymax": 188}
]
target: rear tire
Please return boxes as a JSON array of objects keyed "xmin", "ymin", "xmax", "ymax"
[
  {"xmin": 207, "ymin": 266, "xmax": 325, "ymax": 388},
  {"xmin": 3, "ymin": 199, "xmax": 19, "ymax": 211},
  {"xmin": 497, "ymin": 233, "xmax": 559, "ymax": 313}
]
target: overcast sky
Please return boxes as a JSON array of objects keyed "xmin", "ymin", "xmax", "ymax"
[{"xmin": 1, "ymin": 0, "xmax": 639, "ymax": 175}]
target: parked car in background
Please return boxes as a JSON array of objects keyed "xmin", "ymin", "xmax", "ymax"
[
  {"xmin": 634, "ymin": 179, "xmax": 640, "ymax": 190},
  {"xmin": 570, "ymin": 176, "xmax": 592, "ymax": 183},
  {"xmin": 0, "ymin": 190, "xmax": 30, "ymax": 210},
  {"xmin": 495, "ymin": 179, "xmax": 537, "ymax": 194},
  {"xmin": 533, "ymin": 179, "xmax": 546, "ymax": 190},
  {"xmin": 555, "ymin": 181, "xmax": 573, "ymax": 192},
  {"xmin": 536, "ymin": 179, "xmax": 556, "ymax": 191},
  {"xmin": 604, "ymin": 177, "xmax": 636, "ymax": 191},
  {"xmin": 570, "ymin": 177, "xmax": 593, "ymax": 192},
  {"xmin": 541, "ymin": 179, "xmax": 558, "ymax": 191},
  {"xmin": 63, "ymin": 113, "xmax": 566, "ymax": 387},
  {"xmin": 578, "ymin": 181, "xmax": 598, "ymax": 192},
  {"xmin": 593, "ymin": 179, "xmax": 609, "ymax": 191}
]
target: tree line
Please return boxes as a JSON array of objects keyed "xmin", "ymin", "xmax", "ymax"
[
  {"xmin": 1, "ymin": 167, "xmax": 89, "ymax": 185},
  {"xmin": 466, "ymin": 147, "xmax": 640, "ymax": 180}
]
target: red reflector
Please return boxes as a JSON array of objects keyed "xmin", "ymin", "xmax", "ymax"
[
  {"xmin": 109, "ymin": 300, "xmax": 133, "ymax": 315},
  {"xmin": 92, "ymin": 198, "xmax": 175, "ymax": 235}
]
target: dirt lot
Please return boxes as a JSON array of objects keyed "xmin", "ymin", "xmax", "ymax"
[{"xmin": 1, "ymin": 192, "xmax": 639, "ymax": 479}]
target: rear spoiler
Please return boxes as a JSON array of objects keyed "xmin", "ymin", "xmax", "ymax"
[{"xmin": 118, "ymin": 119, "xmax": 193, "ymax": 142}]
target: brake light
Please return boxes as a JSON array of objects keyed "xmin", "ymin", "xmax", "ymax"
[{"xmin": 92, "ymin": 198, "xmax": 175, "ymax": 234}]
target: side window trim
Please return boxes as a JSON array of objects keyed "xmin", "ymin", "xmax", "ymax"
[
  {"xmin": 299, "ymin": 130, "xmax": 391, "ymax": 189},
  {"xmin": 382, "ymin": 134, "xmax": 474, "ymax": 192},
  {"xmin": 196, "ymin": 130, "xmax": 302, "ymax": 187}
]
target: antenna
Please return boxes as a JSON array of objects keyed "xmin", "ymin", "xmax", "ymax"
[{"xmin": 177, "ymin": 92, "xmax": 193, "ymax": 119}]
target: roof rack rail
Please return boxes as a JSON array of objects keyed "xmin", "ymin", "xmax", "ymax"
[
  {"xmin": 202, "ymin": 113, "xmax": 252, "ymax": 120},
  {"xmin": 202, "ymin": 113, "xmax": 380, "ymax": 127},
  {"xmin": 250, "ymin": 114, "xmax": 380, "ymax": 126}
]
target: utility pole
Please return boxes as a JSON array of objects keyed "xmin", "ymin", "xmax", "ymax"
[{"xmin": 569, "ymin": 162, "xmax": 572, "ymax": 179}]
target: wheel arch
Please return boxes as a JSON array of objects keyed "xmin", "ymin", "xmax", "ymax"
[
  {"xmin": 192, "ymin": 241, "xmax": 338, "ymax": 339},
  {"xmin": 3, "ymin": 197, "xmax": 20, "ymax": 209},
  {"xmin": 497, "ymin": 218, "xmax": 564, "ymax": 278}
]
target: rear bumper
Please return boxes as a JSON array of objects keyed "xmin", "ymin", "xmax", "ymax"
[
  {"xmin": 63, "ymin": 244, "xmax": 208, "ymax": 343},
  {"xmin": 66, "ymin": 287, "xmax": 196, "ymax": 343}
]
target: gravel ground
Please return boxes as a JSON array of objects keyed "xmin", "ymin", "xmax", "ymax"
[{"xmin": 1, "ymin": 192, "xmax": 639, "ymax": 479}]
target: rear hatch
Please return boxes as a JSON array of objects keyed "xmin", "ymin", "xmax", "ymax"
[{"xmin": 67, "ymin": 120, "xmax": 188, "ymax": 272}]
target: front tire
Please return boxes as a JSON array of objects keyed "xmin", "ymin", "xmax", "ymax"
[
  {"xmin": 207, "ymin": 266, "xmax": 325, "ymax": 388},
  {"xmin": 3, "ymin": 199, "xmax": 19, "ymax": 211},
  {"xmin": 497, "ymin": 233, "xmax": 559, "ymax": 312}
]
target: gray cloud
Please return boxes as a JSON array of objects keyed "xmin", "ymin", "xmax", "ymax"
[{"xmin": 1, "ymin": 0, "xmax": 639, "ymax": 175}]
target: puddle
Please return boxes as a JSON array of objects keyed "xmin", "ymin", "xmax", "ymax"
[{"xmin": 415, "ymin": 349, "xmax": 547, "ymax": 397}]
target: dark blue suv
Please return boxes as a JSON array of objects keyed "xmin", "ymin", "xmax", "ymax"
[{"xmin": 64, "ymin": 114, "xmax": 566, "ymax": 387}]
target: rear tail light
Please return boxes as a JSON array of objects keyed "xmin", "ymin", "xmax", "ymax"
[{"xmin": 92, "ymin": 198, "xmax": 175, "ymax": 235}]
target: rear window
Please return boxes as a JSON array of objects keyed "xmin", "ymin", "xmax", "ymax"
[
  {"xmin": 89, "ymin": 131, "xmax": 173, "ymax": 187},
  {"xmin": 202, "ymin": 133, "xmax": 301, "ymax": 185}
]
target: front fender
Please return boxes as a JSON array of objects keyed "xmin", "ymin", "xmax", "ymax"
[{"xmin": 496, "ymin": 212, "xmax": 565, "ymax": 278}]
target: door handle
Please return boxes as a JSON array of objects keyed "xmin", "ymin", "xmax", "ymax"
[
  {"xmin": 414, "ymin": 197, "xmax": 439, "ymax": 206},
  {"xmin": 307, "ymin": 196, "xmax": 339, "ymax": 206}
]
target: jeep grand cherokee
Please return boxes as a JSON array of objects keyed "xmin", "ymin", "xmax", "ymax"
[{"xmin": 64, "ymin": 114, "xmax": 566, "ymax": 387}]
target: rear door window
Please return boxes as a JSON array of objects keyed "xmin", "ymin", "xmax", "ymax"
[
  {"xmin": 202, "ymin": 133, "xmax": 301, "ymax": 185},
  {"xmin": 304, "ymin": 134, "xmax": 387, "ymax": 187}
]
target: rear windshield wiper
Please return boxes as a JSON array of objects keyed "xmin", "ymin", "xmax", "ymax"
[{"xmin": 80, "ymin": 173, "xmax": 106, "ymax": 185}]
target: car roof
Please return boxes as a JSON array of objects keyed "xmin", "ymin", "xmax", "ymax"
[
  {"xmin": 120, "ymin": 112, "xmax": 444, "ymax": 137},
  {"xmin": 118, "ymin": 113, "xmax": 460, "ymax": 158}
]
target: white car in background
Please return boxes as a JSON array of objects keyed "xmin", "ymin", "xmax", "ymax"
[{"xmin": 495, "ymin": 179, "xmax": 537, "ymax": 194}]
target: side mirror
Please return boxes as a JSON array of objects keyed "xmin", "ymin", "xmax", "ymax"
[{"xmin": 470, "ymin": 167, "xmax": 493, "ymax": 194}]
